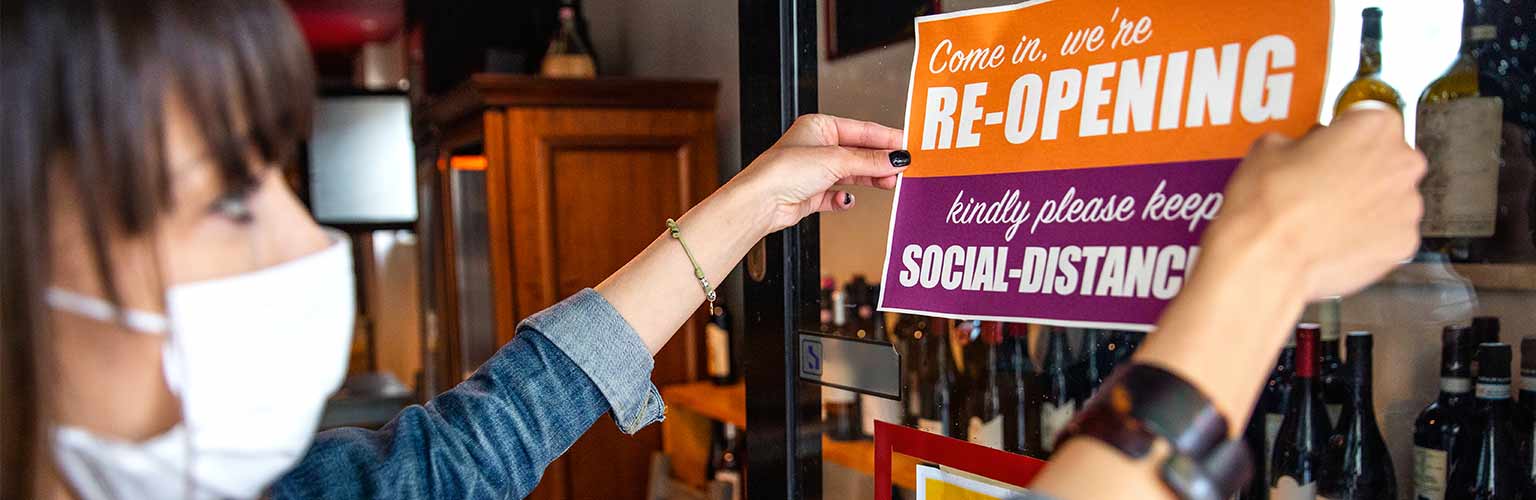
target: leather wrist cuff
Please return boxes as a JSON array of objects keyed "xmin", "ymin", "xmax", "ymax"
[{"xmin": 1058, "ymin": 363, "xmax": 1253, "ymax": 500}]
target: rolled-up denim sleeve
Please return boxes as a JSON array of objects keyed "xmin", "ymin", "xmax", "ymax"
[
  {"xmin": 520, "ymin": 289, "xmax": 666, "ymax": 433},
  {"xmin": 271, "ymin": 289, "xmax": 664, "ymax": 499}
]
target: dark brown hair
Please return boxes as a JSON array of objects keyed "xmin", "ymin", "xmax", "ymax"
[{"xmin": 0, "ymin": 0, "xmax": 315, "ymax": 495}]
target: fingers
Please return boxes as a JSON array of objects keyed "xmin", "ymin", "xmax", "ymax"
[
  {"xmin": 817, "ymin": 145, "xmax": 911, "ymax": 180},
  {"xmin": 835, "ymin": 174, "xmax": 902, "ymax": 190},
  {"xmin": 1328, "ymin": 104, "xmax": 1405, "ymax": 144},
  {"xmin": 814, "ymin": 190, "xmax": 857, "ymax": 213},
  {"xmin": 827, "ymin": 115, "xmax": 903, "ymax": 150},
  {"xmin": 788, "ymin": 114, "xmax": 904, "ymax": 149}
]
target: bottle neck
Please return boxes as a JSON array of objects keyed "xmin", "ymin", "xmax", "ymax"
[
  {"xmin": 1348, "ymin": 348, "xmax": 1373, "ymax": 406},
  {"xmin": 1356, "ymin": 38, "xmax": 1382, "ymax": 77},
  {"xmin": 1356, "ymin": 14, "xmax": 1383, "ymax": 78},
  {"xmin": 1475, "ymin": 377, "xmax": 1512, "ymax": 405},
  {"xmin": 1294, "ymin": 335, "xmax": 1317, "ymax": 378},
  {"xmin": 1461, "ymin": 0, "xmax": 1497, "ymax": 53},
  {"xmin": 1291, "ymin": 375, "xmax": 1317, "ymax": 405},
  {"xmin": 1521, "ymin": 368, "xmax": 1536, "ymax": 409},
  {"xmin": 1439, "ymin": 374, "xmax": 1472, "ymax": 403},
  {"xmin": 1438, "ymin": 339, "xmax": 1472, "ymax": 401},
  {"xmin": 1045, "ymin": 332, "xmax": 1068, "ymax": 373}
]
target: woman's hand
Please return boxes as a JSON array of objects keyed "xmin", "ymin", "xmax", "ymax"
[
  {"xmin": 1034, "ymin": 106, "xmax": 1426, "ymax": 500},
  {"xmin": 725, "ymin": 114, "xmax": 909, "ymax": 234},
  {"xmin": 1208, "ymin": 104, "xmax": 1427, "ymax": 300}
]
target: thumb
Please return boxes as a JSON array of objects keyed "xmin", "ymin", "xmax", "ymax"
[{"xmin": 818, "ymin": 146, "xmax": 911, "ymax": 179}]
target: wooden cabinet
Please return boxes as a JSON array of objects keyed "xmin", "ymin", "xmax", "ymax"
[{"xmin": 420, "ymin": 75, "xmax": 719, "ymax": 500}]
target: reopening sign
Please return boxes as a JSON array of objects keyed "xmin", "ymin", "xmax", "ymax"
[{"xmin": 878, "ymin": 0, "xmax": 1330, "ymax": 329}]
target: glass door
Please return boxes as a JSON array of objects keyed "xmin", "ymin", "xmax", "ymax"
[{"xmin": 741, "ymin": 1, "xmax": 1535, "ymax": 499}]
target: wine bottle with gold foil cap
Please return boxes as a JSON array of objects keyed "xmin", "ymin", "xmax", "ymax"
[{"xmin": 1334, "ymin": 8, "xmax": 1404, "ymax": 114}]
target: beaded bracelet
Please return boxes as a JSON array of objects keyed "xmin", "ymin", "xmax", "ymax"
[{"xmin": 666, "ymin": 218, "xmax": 716, "ymax": 309}]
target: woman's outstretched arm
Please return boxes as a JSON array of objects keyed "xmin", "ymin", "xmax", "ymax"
[
  {"xmin": 596, "ymin": 114, "xmax": 907, "ymax": 354},
  {"xmin": 1030, "ymin": 105, "xmax": 1426, "ymax": 499}
]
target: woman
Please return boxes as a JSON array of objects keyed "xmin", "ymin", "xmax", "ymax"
[{"xmin": 1, "ymin": 0, "xmax": 1424, "ymax": 499}]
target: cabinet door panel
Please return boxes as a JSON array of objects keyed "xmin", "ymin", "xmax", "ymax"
[{"xmin": 509, "ymin": 107, "xmax": 717, "ymax": 500}]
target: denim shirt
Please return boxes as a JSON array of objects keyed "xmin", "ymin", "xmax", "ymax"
[
  {"xmin": 272, "ymin": 289, "xmax": 1061, "ymax": 500},
  {"xmin": 270, "ymin": 289, "xmax": 665, "ymax": 499}
]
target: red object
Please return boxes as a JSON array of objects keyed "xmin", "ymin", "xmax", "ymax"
[
  {"xmin": 1295, "ymin": 324, "xmax": 1319, "ymax": 377},
  {"xmin": 980, "ymin": 321, "xmax": 1004, "ymax": 345},
  {"xmin": 874, "ymin": 420, "xmax": 1045, "ymax": 499},
  {"xmin": 287, "ymin": 0, "xmax": 403, "ymax": 52}
]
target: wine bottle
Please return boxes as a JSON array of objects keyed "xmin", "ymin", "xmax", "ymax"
[
  {"xmin": 966, "ymin": 322, "xmax": 1005, "ymax": 449},
  {"xmin": 918, "ymin": 319, "xmax": 958, "ymax": 437},
  {"xmin": 1271, "ymin": 324, "xmax": 1330, "ymax": 499},
  {"xmin": 1473, "ymin": 316, "xmax": 1502, "ymax": 346},
  {"xmin": 819, "ymin": 277, "xmax": 835, "ymax": 332},
  {"xmin": 1418, "ymin": 0, "xmax": 1507, "ymax": 262},
  {"xmin": 1447, "ymin": 343, "xmax": 1521, "ymax": 499},
  {"xmin": 947, "ymin": 320, "xmax": 974, "ymax": 439},
  {"xmin": 1476, "ymin": 0, "xmax": 1536, "ymax": 264},
  {"xmin": 1519, "ymin": 337, "xmax": 1536, "ymax": 498},
  {"xmin": 1079, "ymin": 329, "xmax": 1110, "ymax": 399},
  {"xmin": 564, "ymin": 0, "xmax": 601, "ymax": 71},
  {"xmin": 894, "ymin": 314, "xmax": 931, "ymax": 426},
  {"xmin": 823, "ymin": 286, "xmax": 862, "ymax": 441},
  {"xmin": 1319, "ymin": 321, "xmax": 1347, "ymax": 427},
  {"xmin": 539, "ymin": 5, "xmax": 597, "ymax": 78},
  {"xmin": 1002, "ymin": 322, "xmax": 1041, "ymax": 456},
  {"xmin": 1248, "ymin": 339, "xmax": 1297, "ymax": 500},
  {"xmin": 708, "ymin": 422, "xmax": 744, "ymax": 500},
  {"xmin": 1118, "ymin": 330, "xmax": 1146, "ymax": 363},
  {"xmin": 849, "ymin": 279, "xmax": 900, "ymax": 437},
  {"xmin": 1414, "ymin": 325, "xmax": 1476, "ymax": 500},
  {"xmin": 705, "ymin": 304, "xmax": 738, "ymax": 385},
  {"xmin": 1098, "ymin": 330, "xmax": 1129, "ymax": 380},
  {"xmin": 845, "ymin": 276, "xmax": 876, "ymax": 339},
  {"xmin": 1039, "ymin": 326, "xmax": 1078, "ymax": 454},
  {"xmin": 1319, "ymin": 331, "xmax": 1396, "ymax": 499},
  {"xmin": 1333, "ymin": 7, "xmax": 1403, "ymax": 114}
]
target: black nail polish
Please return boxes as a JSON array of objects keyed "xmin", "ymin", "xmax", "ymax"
[
  {"xmin": 843, "ymin": 192, "xmax": 854, "ymax": 205},
  {"xmin": 889, "ymin": 150, "xmax": 911, "ymax": 168}
]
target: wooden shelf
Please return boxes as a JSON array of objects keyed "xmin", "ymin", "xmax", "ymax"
[
  {"xmin": 661, "ymin": 381, "xmax": 747, "ymax": 429},
  {"xmin": 661, "ymin": 381, "xmax": 921, "ymax": 491},
  {"xmin": 822, "ymin": 436, "xmax": 921, "ymax": 491},
  {"xmin": 1379, "ymin": 262, "xmax": 1536, "ymax": 291}
]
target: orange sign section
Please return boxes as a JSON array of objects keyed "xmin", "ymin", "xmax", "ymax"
[{"xmin": 902, "ymin": 0, "xmax": 1330, "ymax": 178}]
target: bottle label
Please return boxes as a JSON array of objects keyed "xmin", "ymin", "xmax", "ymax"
[
  {"xmin": 1441, "ymin": 376, "xmax": 1471, "ymax": 394},
  {"xmin": 967, "ymin": 416, "xmax": 1004, "ymax": 449},
  {"xmin": 917, "ymin": 418, "xmax": 944, "ymax": 435},
  {"xmin": 1413, "ymin": 446, "xmax": 1447, "ymax": 500},
  {"xmin": 1415, "ymin": 97, "xmax": 1503, "ymax": 237},
  {"xmin": 1475, "ymin": 382, "xmax": 1511, "ymax": 400},
  {"xmin": 1523, "ymin": 375, "xmax": 1536, "ymax": 393},
  {"xmin": 1326, "ymin": 403, "xmax": 1342, "ymax": 426},
  {"xmin": 706, "ymin": 323, "xmax": 731, "ymax": 378},
  {"xmin": 1268, "ymin": 476, "xmax": 1315, "ymax": 499},
  {"xmin": 1039, "ymin": 402, "xmax": 1076, "ymax": 452},
  {"xmin": 824, "ymin": 386, "xmax": 858, "ymax": 404},
  {"xmin": 1468, "ymin": 25, "xmax": 1497, "ymax": 41},
  {"xmin": 540, "ymin": 54, "xmax": 596, "ymax": 78},
  {"xmin": 714, "ymin": 470, "xmax": 742, "ymax": 500},
  {"xmin": 1264, "ymin": 413, "xmax": 1284, "ymax": 484},
  {"xmin": 861, "ymin": 394, "xmax": 902, "ymax": 436}
]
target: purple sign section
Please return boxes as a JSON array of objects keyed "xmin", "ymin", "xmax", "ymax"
[{"xmin": 879, "ymin": 158, "xmax": 1239, "ymax": 329}]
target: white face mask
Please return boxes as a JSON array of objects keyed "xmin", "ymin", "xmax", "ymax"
[{"xmin": 47, "ymin": 232, "xmax": 356, "ymax": 500}]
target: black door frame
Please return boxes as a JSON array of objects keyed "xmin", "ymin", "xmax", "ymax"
[{"xmin": 738, "ymin": 0, "xmax": 821, "ymax": 499}]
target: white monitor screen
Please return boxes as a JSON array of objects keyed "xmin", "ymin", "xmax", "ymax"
[{"xmin": 308, "ymin": 94, "xmax": 418, "ymax": 225}]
